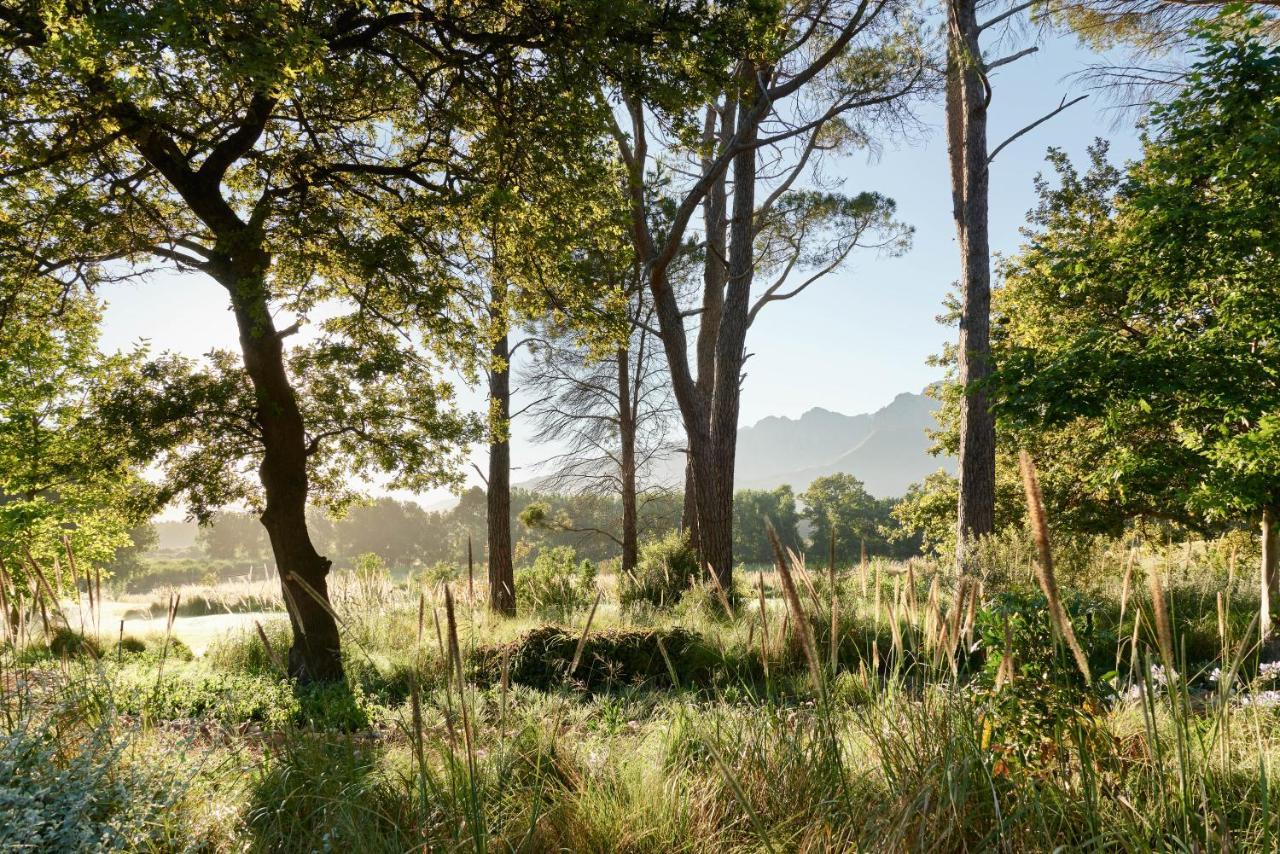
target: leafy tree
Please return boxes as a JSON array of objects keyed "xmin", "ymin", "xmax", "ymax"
[
  {"xmin": 733, "ymin": 486, "xmax": 802, "ymax": 565},
  {"xmin": 0, "ymin": 281, "xmax": 153, "ymax": 591},
  {"xmin": 610, "ymin": 0, "xmax": 926, "ymax": 588},
  {"xmin": 991, "ymin": 17, "xmax": 1280, "ymax": 626},
  {"xmin": 800, "ymin": 474, "xmax": 899, "ymax": 561},
  {"xmin": 197, "ymin": 512, "xmax": 271, "ymax": 563}
]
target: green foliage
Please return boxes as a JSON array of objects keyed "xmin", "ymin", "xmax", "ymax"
[
  {"xmin": 992, "ymin": 16, "xmax": 1280, "ymax": 534},
  {"xmin": 618, "ymin": 531, "xmax": 699, "ymax": 611},
  {"xmin": 801, "ymin": 473, "xmax": 903, "ymax": 561},
  {"xmin": 516, "ymin": 546, "xmax": 597, "ymax": 620},
  {"xmin": 48, "ymin": 628, "xmax": 102, "ymax": 660},
  {"xmin": 0, "ymin": 715, "xmax": 180, "ymax": 852},
  {"xmin": 971, "ymin": 592, "xmax": 1112, "ymax": 771},
  {"xmin": 733, "ymin": 486, "xmax": 801, "ymax": 564},
  {"xmin": 473, "ymin": 625, "xmax": 720, "ymax": 692},
  {"xmin": 0, "ymin": 281, "xmax": 153, "ymax": 590}
]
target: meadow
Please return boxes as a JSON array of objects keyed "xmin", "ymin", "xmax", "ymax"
[{"xmin": 6, "ymin": 525, "xmax": 1280, "ymax": 853}]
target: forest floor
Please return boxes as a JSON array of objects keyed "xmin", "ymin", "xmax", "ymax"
[{"xmin": 6, "ymin": 550, "xmax": 1280, "ymax": 851}]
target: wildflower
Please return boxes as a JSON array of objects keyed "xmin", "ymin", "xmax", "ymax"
[{"xmin": 1239, "ymin": 690, "xmax": 1280, "ymax": 708}]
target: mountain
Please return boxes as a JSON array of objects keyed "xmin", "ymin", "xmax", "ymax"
[{"xmin": 732, "ymin": 391, "xmax": 953, "ymax": 498}]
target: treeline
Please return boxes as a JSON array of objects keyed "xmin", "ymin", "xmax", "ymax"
[{"xmin": 129, "ymin": 473, "xmax": 922, "ymax": 584}]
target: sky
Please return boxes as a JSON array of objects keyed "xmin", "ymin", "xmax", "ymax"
[{"xmin": 95, "ymin": 29, "xmax": 1148, "ymax": 513}]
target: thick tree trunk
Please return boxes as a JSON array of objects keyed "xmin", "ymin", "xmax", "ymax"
[
  {"xmin": 617, "ymin": 346, "xmax": 639, "ymax": 574},
  {"xmin": 487, "ymin": 319, "xmax": 515, "ymax": 616},
  {"xmin": 947, "ymin": 1, "xmax": 996, "ymax": 571},
  {"xmin": 683, "ymin": 100, "xmax": 733, "ymax": 552},
  {"xmin": 680, "ymin": 461, "xmax": 700, "ymax": 547},
  {"xmin": 222, "ymin": 258, "xmax": 342, "ymax": 683},
  {"xmin": 694, "ymin": 70, "xmax": 761, "ymax": 591},
  {"xmin": 1263, "ymin": 505, "xmax": 1278, "ymax": 638}
]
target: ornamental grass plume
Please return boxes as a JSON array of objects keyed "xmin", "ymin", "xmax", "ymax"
[{"xmin": 1019, "ymin": 450, "xmax": 1091, "ymax": 685}]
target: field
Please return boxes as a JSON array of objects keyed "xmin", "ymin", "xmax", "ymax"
[{"xmin": 6, "ymin": 537, "xmax": 1280, "ymax": 853}]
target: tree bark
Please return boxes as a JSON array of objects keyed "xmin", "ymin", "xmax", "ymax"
[
  {"xmin": 617, "ymin": 346, "xmax": 639, "ymax": 574},
  {"xmin": 487, "ymin": 311, "xmax": 515, "ymax": 616},
  {"xmin": 1263, "ymin": 504, "xmax": 1278, "ymax": 638},
  {"xmin": 220, "ymin": 255, "xmax": 343, "ymax": 683},
  {"xmin": 947, "ymin": 0, "xmax": 997, "ymax": 571},
  {"xmin": 695, "ymin": 66, "xmax": 762, "ymax": 591}
]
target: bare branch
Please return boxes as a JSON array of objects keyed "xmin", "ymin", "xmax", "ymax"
[{"xmin": 989, "ymin": 95, "xmax": 1088, "ymax": 163}]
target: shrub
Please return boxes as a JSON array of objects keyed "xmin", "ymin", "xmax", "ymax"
[
  {"xmin": 619, "ymin": 531, "xmax": 699, "ymax": 612},
  {"xmin": 472, "ymin": 625, "xmax": 720, "ymax": 692},
  {"xmin": 0, "ymin": 715, "xmax": 180, "ymax": 851},
  {"xmin": 517, "ymin": 546, "xmax": 597, "ymax": 619},
  {"xmin": 48, "ymin": 627, "xmax": 101, "ymax": 659}
]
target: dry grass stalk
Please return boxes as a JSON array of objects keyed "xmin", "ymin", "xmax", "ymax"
[
  {"xmin": 255, "ymin": 620, "xmax": 285, "ymax": 672},
  {"xmin": 1148, "ymin": 569, "xmax": 1175, "ymax": 668},
  {"xmin": 570, "ymin": 590, "xmax": 603, "ymax": 675},
  {"xmin": 757, "ymin": 573, "xmax": 771, "ymax": 679},
  {"xmin": 1120, "ymin": 549, "xmax": 1136, "ymax": 626},
  {"xmin": 828, "ymin": 531, "xmax": 839, "ymax": 673},
  {"xmin": 995, "ymin": 615, "xmax": 1015, "ymax": 692},
  {"xmin": 1019, "ymin": 450, "xmax": 1092, "ymax": 685},
  {"xmin": 1217, "ymin": 591, "xmax": 1227, "ymax": 651},
  {"xmin": 1129, "ymin": 609, "xmax": 1143, "ymax": 679},
  {"xmin": 467, "ymin": 535, "xmax": 474, "ymax": 601},
  {"xmin": 443, "ymin": 586, "xmax": 476, "ymax": 778},
  {"xmin": 767, "ymin": 520, "xmax": 823, "ymax": 694},
  {"xmin": 705, "ymin": 565, "xmax": 734, "ymax": 620}
]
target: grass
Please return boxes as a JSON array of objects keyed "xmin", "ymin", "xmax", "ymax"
[{"xmin": 5, "ymin": 545, "xmax": 1280, "ymax": 851}]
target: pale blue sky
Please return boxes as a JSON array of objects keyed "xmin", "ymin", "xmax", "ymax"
[{"xmin": 97, "ymin": 30, "xmax": 1146, "ymax": 509}]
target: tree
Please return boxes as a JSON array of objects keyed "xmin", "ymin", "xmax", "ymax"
[
  {"xmin": 609, "ymin": 0, "xmax": 925, "ymax": 587},
  {"xmin": 521, "ymin": 267, "xmax": 679, "ymax": 574},
  {"xmin": 944, "ymin": 0, "xmax": 1087, "ymax": 571},
  {"xmin": 197, "ymin": 512, "xmax": 271, "ymax": 562},
  {"xmin": 991, "ymin": 17, "xmax": 1280, "ymax": 630},
  {"xmin": 733, "ymin": 486, "xmax": 802, "ymax": 565},
  {"xmin": 800, "ymin": 473, "xmax": 896, "ymax": 561},
  {"xmin": 0, "ymin": 0, "xmax": 582, "ymax": 679},
  {"xmin": 0, "ymin": 281, "xmax": 152, "ymax": 591}
]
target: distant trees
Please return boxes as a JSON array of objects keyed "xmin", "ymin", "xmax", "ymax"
[
  {"xmin": 800, "ymin": 474, "xmax": 908, "ymax": 561},
  {"xmin": 733, "ymin": 487, "xmax": 802, "ymax": 565}
]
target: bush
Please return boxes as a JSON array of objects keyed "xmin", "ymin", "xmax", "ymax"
[
  {"xmin": 0, "ymin": 715, "xmax": 180, "ymax": 851},
  {"xmin": 619, "ymin": 531, "xmax": 699, "ymax": 612},
  {"xmin": 48, "ymin": 627, "xmax": 101, "ymax": 659},
  {"xmin": 517, "ymin": 546, "xmax": 597, "ymax": 619},
  {"xmin": 472, "ymin": 625, "xmax": 721, "ymax": 692}
]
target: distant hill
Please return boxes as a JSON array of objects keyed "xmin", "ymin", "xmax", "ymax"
[{"xmin": 734, "ymin": 392, "xmax": 953, "ymax": 497}]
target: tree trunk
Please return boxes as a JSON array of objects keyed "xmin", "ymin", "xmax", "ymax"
[
  {"xmin": 487, "ymin": 317, "xmax": 515, "ymax": 616},
  {"xmin": 1263, "ymin": 505, "xmax": 1278, "ymax": 639},
  {"xmin": 222, "ymin": 257, "xmax": 342, "ymax": 683},
  {"xmin": 617, "ymin": 346, "xmax": 639, "ymax": 574},
  {"xmin": 683, "ymin": 99, "xmax": 733, "ymax": 563},
  {"xmin": 694, "ymin": 69, "xmax": 762, "ymax": 592},
  {"xmin": 947, "ymin": 0, "xmax": 996, "ymax": 571}
]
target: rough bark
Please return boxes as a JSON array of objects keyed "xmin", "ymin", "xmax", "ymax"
[
  {"xmin": 617, "ymin": 346, "xmax": 639, "ymax": 574},
  {"xmin": 947, "ymin": 0, "xmax": 997, "ymax": 571},
  {"xmin": 1263, "ymin": 504, "xmax": 1278, "ymax": 638},
  {"xmin": 694, "ymin": 71, "xmax": 762, "ymax": 590},
  {"xmin": 219, "ymin": 254, "xmax": 342, "ymax": 682},
  {"xmin": 487, "ymin": 315, "xmax": 515, "ymax": 616}
]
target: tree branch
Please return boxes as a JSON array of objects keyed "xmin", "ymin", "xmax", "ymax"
[{"xmin": 989, "ymin": 95, "xmax": 1088, "ymax": 163}]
